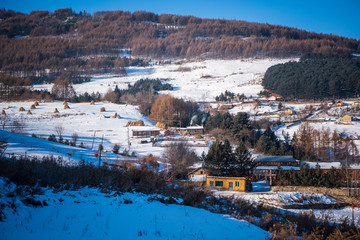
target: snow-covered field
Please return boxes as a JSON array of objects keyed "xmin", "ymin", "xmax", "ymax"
[
  {"xmin": 0, "ymin": 101, "xmax": 162, "ymax": 159},
  {"xmin": 0, "ymin": 101, "xmax": 209, "ymax": 161},
  {"xmin": 2, "ymin": 58, "xmax": 294, "ymax": 160},
  {"xmin": 0, "ymin": 177, "xmax": 269, "ymax": 240},
  {"xmin": 35, "ymin": 58, "xmax": 295, "ymax": 102}
]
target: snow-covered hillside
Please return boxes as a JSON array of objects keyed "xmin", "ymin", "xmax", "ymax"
[
  {"xmin": 0, "ymin": 101, "xmax": 209, "ymax": 161},
  {"xmin": 2, "ymin": 58, "xmax": 295, "ymax": 160},
  {"xmin": 34, "ymin": 58, "xmax": 296, "ymax": 102},
  {"xmin": 0, "ymin": 177, "xmax": 269, "ymax": 240}
]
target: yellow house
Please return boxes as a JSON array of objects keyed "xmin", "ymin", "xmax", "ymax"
[
  {"xmin": 342, "ymin": 115, "xmax": 353, "ymax": 121},
  {"xmin": 206, "ymin": 176, "xmax": 250, "ymax": 192},
  {"xmin": 284, "ymin": 109, "xmax": 294, "ymax": 115}
]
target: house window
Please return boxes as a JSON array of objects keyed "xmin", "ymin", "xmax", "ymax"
[
  {"xmin": 235, "ymin": 181, "xmax": 240, "ymax": 187},
  {"xmin": 215, "ymin": 181, "xmax": 223, "ymax": 187},
  {"xmin": 200, "ymin": 171, "xmax": 203, "ymax": 174}
]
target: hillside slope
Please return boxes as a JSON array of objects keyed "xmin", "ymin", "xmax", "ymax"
[{"xmin": 0, "ymin": 8, "xmax": 359, "ymax": 82}]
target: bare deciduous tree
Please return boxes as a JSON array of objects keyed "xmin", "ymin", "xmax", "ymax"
[
  {"xmin": 12, "ymin": 117, "xmax": 25, "ymax": 134},
  {"xmin": 0, "ymin": 115, "xmax": 9, "ymax": 130},
  {"xmin": 0, "ymin": 137, "xmax": 8, "ymax": 158},
  {"xmin": 51, "ymin": 78, "xmax": 76, "ymax": 101},
  {"xmin": 54, "ymin": 125, "xmax": 64, "ymax": 138},
  {"xmin": 71, "ymin": 133, "xmax": 79, "ymax": 146},
  {"xmin": 162, "ymin": 142, "xmax": 199, "ymax": 180}
]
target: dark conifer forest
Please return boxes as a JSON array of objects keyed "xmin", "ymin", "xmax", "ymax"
[{"xmin": 262, "ymin": 53, "xmax": 360, "ymax": 99}]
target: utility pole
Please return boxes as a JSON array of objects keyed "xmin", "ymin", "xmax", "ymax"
[
  {"xmin": 91, "ymin": 130, "xmax": 96, "ymax": 150},
  {"xmin": 98, "ymin": 134, "xmax": 104, "ymax": 168},
  {"xmin": 127, "ymin": 127, "xmax": 130, "ymax": 151}
]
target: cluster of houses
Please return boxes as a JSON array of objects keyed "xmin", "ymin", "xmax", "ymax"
[{"xmin": 189, "ymin": 155, "xmax": 360, "ymax": 192}]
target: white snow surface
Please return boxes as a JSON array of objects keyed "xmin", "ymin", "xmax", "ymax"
[
  {"xmin": 216, "ymin": 189, "xmax": 360, "ymax": 227},
  {"xmin": 0, "ymin": 101, "xmax": 209, "ymax": 160},
  {"xmin": 34, "ymin": 58, "xmax": 295, "ymax": 102},
  {"xmin": 0, "ymin": 177, "xmax": 269, "ymax": 240}
]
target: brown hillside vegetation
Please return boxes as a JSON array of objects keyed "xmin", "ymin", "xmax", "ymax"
[{"xmin": 0, "ymin": 8, "xmax": 359, "ymax": 81}]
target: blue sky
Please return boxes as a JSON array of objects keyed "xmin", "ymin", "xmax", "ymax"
[{"xmin": 1, "ymin": 0, "xmax": 359, "ymax": 40}]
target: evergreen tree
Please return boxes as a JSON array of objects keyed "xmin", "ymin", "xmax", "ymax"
[
  {"xmin": 231, "ymin": 142, "xmax": 254, "ymax": 177},
  {"xmin": 222, "ymin": 139, "xmax": 235, "ymax": 175},
  {"xmin": 112, "ymin": 144, "xmax": 120, "ymax": 154},
  {"xmin": 205, "ymin": 140, "xmax": 225, "ymax": 175}
]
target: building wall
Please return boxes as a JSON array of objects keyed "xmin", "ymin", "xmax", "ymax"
[
  {"xmin": 206, "ymin": 176, "xmax": 248, "ymax": 192},
  {"xmin": 192, "ymin": 168, "xmax": 205, "ymax": 175},
  {"xmin": 132, "ymin": 130, "xmax": 160, "ymax": 137},
  {"xmin": 187, "ymin": 129, "xmax": 204, "ymax": 135}
]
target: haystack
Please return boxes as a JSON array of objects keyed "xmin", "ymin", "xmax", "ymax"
[
  {"xmin": 112, "ymin": 113, "xmax": 118, "ymax": 118},
  {"xmin": 1, "ymin": 110, "xmax": 6, "ymax": 115},
  {"xmin": 63, "ymin": 100, "xmax": 67, "ymax": 105},
  {"xmin": 155, "ymin": 122, "xmax": 167, "ymax": 129},
  {"xmin": 125, "ymin": 120, "xmax": 145, "ymax": 127},
  {"xmin": 27, "ymin": 110, "xmax": 32, "ymax": 115},
  {"xmin": 90, "ymin": 100, "xmax": 95, "ymax": 105},
  {"xmin": 100, "ymin": 107, "xmax": 106, "ymax": 112},
  {"xmin": 54, "ymin": 108, "xmax": 59, "ymax": 113},
  {"xmin": 19, "ymin": 107, "xmax": 25, "ymax": 112},
  {"xmin": 34, "ymin": 101, "xmax": 39, "ymax": 106},
  {"xmin": 30, "ymin": 104, "xmax": 36, "ymax": 109},
  {"xmin": 64, "ymin": 104, "xmax": 70, "ymax": 109}
]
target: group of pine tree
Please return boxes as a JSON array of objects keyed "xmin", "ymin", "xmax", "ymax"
[{"xmin": 262, "ymin": 53, "xmax": 360, "ymax": 99}]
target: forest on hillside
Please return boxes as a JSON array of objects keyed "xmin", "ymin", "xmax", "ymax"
[
  {"xmin": 0, "ymin": 8, "xmax": 359, "ymax": 83},
  {"xmin": 262, "ymin": 53, "xmax": 360, "ymax": 99}
]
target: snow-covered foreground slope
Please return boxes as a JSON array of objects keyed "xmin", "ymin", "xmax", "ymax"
[
  {"xmin": 34, "ymin": 58, "xmax": 296, "ymax": 102},
  {"xmin": 0, "ymin": 178, "xmax": 269, "ymax": 240}
]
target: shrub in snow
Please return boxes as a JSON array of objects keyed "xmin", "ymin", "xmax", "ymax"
[
  {"xmin": 112, "ymin": 144, "xmax": 120, "ymax": 154},
  {"xmin": 48, "ymin": 134, "xmax": 57, "ymax": 142}
]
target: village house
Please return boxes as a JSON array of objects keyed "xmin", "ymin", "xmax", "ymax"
[
  {"xmin": 188, "ymin": 167, "xmax": 206, "ymax": 182},
  {"xmin": 304, "ymin": 161, "xmax": 360, "ymax": 178},
  {"xmin": 252, "ymin": 156, "xmax": 300, "ymax": 179},
  {"xmin": 131, "ymin": 126, "xmax": 160, "ymax": 137},
  {"xmin": 186, "ymin": 126, "xmax": 204, "ymax": 135},
  {"xmin": 284, "ymin": 109, "xmax": 295, "ymax": 115},
  {"xmin": 206, "ymin": 176, "xmax": 251, "ymax": 192}
]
